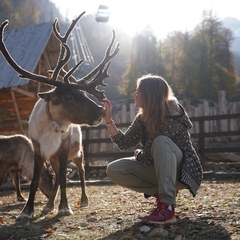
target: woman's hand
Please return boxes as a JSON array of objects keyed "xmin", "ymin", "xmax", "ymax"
[
  {"xmin": 102, "ymin": 98, "xmax": 113, "ymax": 123},
  {"xmin": 102, "ymin": 98, "xmax": 119, "ymax": 136}
]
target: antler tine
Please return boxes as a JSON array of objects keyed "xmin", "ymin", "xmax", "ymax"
[
  {"xmin": 48, "ymin": 68, "xmax": 78, "ymax": 83},
  {"xmin": 70, "ymin": 61, "xmax": 111, "ymax": 102},
  {"xmin": 81, "ymin": 30, "xmax": 120, "ymax": 82},
  {"xmin": 50, "ymin": 12, "xmax": 85, "ymax": 82},
  {"xmin": 0, "ymin": 20, "xmax": 57, "ymax": 87},
  {"xmin": 52, "ymin": 12, "xmax": 85, "ymax": 44},
  {"xmin": 105, "ymin": 30, "xmax": 120, "ymax": 61},
  {"xmin": 70, "ymin": 30, "xmax": 120, "ymax": 102},
  {"xmin": 50, "ymin": 43, "xmax": 71, "ymax": 82},
  {"xmin": 63, "ymin": 58, "xmax": 84, "ymax": 84}
]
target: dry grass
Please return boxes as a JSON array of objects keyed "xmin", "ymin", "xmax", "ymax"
[{"xmin": 0, "ymin": 180, "xmax": 240, "ymax": 239}]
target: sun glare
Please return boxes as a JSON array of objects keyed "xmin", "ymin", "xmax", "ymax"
[
  {"xmin": 105, "ymin": 1, "xmax": 202, "ymax": 38},
  {"xmin": 52, "ymin": 0, "xmax": 239, "ymax": 39}
]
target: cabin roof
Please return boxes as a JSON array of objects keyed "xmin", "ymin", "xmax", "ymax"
[{"xmin": 0, "ymin": 22, "xmax": 53, "ymax": 89}]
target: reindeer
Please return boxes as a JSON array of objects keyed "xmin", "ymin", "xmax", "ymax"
[
  {"xmin": 0, "ymin": 11, "xmax": 119, "ymax": 221},
  {"xmin": 0, "ymin": 134, "xmax": 53, "ymax": 202}
]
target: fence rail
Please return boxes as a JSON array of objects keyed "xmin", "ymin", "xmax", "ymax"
[{"xmin": 190, "ymin": 113, "xmax": 240, "ymax": 164}]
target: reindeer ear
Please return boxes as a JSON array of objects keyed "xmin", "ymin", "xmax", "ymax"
[
  {"xmin": 38, "ymin": 92, "xmax": 51, "ymax": 101},
  {"xmin": 38, "ymin": 90, "xmax": 58, "ymax": 103}
]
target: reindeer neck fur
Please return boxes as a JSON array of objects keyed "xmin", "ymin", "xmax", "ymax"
[{"xmin": 28, "ymin": 99, "xmax": 81, "ymax": 159}]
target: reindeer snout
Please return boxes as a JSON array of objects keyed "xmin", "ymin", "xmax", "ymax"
[
  {"xmin": 98, "ymin": 106, "xmax": 106, "ymax": 120},
  {"xmin": 101, "ymin": 106, "xmax": 106, "ymax": 116},
  {"xmin": 90, "ymin": 105, "xmax": 105, "ymax": 126}
]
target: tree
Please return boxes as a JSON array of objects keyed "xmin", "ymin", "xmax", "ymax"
[
  {"xmin": 191, "ymin": 11, "xmax": 238, "ymax": 100},
  {"xmin": 159, "ymin": 11, "xmax": 238, "ymax": 100},
  {"xmin": 160, "ymin": 31, "xmax": 194, "ymax": 98},
  {"xmin": 119, "ymin": 27, "xmax": 159, "ymax": 100}
]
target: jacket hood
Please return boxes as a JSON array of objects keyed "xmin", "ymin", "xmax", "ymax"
[{"xmin": 177, "ymin": 104, "xmax": 193, "ymax": 129}]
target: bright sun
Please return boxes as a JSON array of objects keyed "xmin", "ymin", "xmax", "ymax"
[
  {"xmin": 54, "ymin": 0, "xmax": 199, "ymax": 38},
  {"xmin": 52, "ymin": 0, "xmax": 236, "ymax": 39}
]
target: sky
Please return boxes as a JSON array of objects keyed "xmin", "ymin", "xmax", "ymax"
[{"xmin": 51, "ymin": 0, "xmax": 240, "ymax": 39}]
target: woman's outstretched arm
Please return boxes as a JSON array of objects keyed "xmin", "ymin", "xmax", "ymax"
[{"xmin": 102, "ymin": 98, "xmax": 119, "ymax": 137}]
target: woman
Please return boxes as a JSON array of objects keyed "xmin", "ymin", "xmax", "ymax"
[{"xmin": 102, "ymin": 74, "xmax": 203, "ymax": 225}]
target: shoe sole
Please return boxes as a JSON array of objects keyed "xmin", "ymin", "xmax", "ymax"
[{"xmin": 143, "ymin": 217, "xmax": 177, "ymax": 225}]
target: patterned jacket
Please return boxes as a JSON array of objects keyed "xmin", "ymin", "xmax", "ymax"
[{"xmin": 111, "ymin": 104, "xmax": 203, "ymax": 197}]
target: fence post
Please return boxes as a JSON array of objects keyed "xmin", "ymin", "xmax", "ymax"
[
  {"xmin": 130, "ymin": 103, "xmax": 137, "ymax": 121},
  {"xmin": 121, "ymin": 104, "xmax": 127, "ymax": 123},
  {"xmin": 229, "ymin": 102, "xmax": 238, "ymax": 140},
  {"xmin": 218, "ymin": 91, "xmax": 228, "ymax": 132}
]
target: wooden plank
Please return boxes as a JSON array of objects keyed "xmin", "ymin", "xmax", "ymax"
[
  {"xmin": 191, "ymin": 113, "xmax": 240, "ymax": 121},
  {"xmin": 0, "ymin": 117, "xmax": 29, "ymax": 124},
  {"xmin": 0, "ymin": 125, "xmax": 28, "ymax": 132},
  {"xmin": 11, "ymin": 86, "xmax": 36, "ymax": 98},
  {"xmin": 85, "ymin": 152, "xmax": 133, "ymax": 158},
  {"xmin": 191, "ymin": 130, "xmax": 240, "ymax": 138},
  {"xmin": 203, "ymin": 171, "xmax": 240, "ymax": 179},
  {"xmin": 201, "ymin": 148, "xmax": 240, "ymax": 153},
  {"xmin": 10, "ymin": 89, "xmax": 24, "ymax": 134}
]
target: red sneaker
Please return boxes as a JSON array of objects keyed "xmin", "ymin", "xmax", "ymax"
[{"xmin": 142, "ymin": 201, "xmax": 177, "ymax": 225}]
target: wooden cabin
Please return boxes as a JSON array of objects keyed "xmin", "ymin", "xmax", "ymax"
[{"xmin": 0, "ymin": 22, "xmax": 62, "ymax": 135}]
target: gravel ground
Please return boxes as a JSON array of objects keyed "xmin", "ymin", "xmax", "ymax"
[{"xmin": 0, "ymin": 179, "xmax": 240, "ymax": 240}]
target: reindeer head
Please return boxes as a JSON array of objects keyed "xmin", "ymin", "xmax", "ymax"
[{"xmin": 0, "ymin": 12, "xmax": 119, "ymax": 126}]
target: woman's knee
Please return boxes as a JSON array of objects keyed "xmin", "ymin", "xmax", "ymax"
[
  {"xmin": 152, "ymin": 135, "xmax": 181, "ymax": 152},
  {"xmin": 106, "ymin": 158, "xmax": 133, "ymax": 177},
  {"xmin": 151, "ymin": 135, "xmax": 171, "ymax": 153},
  {"xmin": 153, "ymin": 135, "xmax": 171, "ymax": 146},
  {"xmin": 151, "ymin": 135, "xmax": 183, "ymax": 165},
  {"xmin": 106, "ymin": 160, "xmax": 117, "ymax": 178}
]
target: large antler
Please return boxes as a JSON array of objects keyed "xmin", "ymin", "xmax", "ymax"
[
  {"xmin": 68, "ymin": 30, "xmax": 119, "ymax": 101},
  {"xmin": 0, "ymin": 12, "xmax": 120, "ymax": 102}
]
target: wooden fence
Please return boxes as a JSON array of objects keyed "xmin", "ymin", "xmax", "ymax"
[{"xmin": 82, "ymin": 112, "xmax": 240, "ymax": 172}]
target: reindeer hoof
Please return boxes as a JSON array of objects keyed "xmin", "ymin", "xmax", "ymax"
[
  {"xmin": 58, "ymin": 207, "xmax": 73, "ymax": 216},
  {"xmin": 80, "ymin": 201, "xmax": 88, "ymax": 208},
  {"xmin": 17, "ymin": 196, "xmax": 26, "ymax": 202},
  {"xmin": 80, "ymin": 196, "xmax": 88, "ymax": 208},
  {"xmin": 16, "ymin": 212, "xmax": 33, "ymax": 222},
  {"xmin": 80, "ymin": 203, "xmax": 88, "ymax": 208}
]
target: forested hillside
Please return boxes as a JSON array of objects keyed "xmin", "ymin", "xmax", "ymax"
[
  {"xmin": 0, "ymin": 0, "xmax": 63, "ymax": 28},
  {"xmin": 0, "ymin": 1, "xmax": 239, "ymax": 101}
]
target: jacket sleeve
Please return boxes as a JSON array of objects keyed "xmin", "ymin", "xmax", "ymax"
[{"xmin": 111, "ymin": 114, "xmax": 144, "ymax": 150}]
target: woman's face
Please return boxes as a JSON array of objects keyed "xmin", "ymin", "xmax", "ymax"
[{"xmin": 133, "ymin": 88, "xmax": 143, "ymax": 108}]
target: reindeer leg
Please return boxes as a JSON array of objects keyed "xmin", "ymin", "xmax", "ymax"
[
  {"xmin": 16, "ymin": 152, "xmax": 44, "ymax": 221},
  {"xmin": 73, "ymin": 153, "xmax": 88, "ymax": 207},
  {"xmin": 0, "ymin": 164, "xmax": 9, "ymax": 189},
  {"xmin": 58, "ymin": 150, "xmax": 73, "ymax": 216},
  {"xmin": 42, "ymin": 157, "xmax": 59, "ymax": 214},
  {"xmin": 9, "ymin": 169, "xmax": 25, "ymax": 202}
]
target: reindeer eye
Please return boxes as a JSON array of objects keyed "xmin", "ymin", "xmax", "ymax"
[{"xmin": 66, "ymin": 95, "xmax": 74, "ymax": 103}]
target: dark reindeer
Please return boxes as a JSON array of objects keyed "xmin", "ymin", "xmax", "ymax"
[
  {"xmin": 0, "ymin": 12, "xmax": 119, "ymax": 221},
  {"xmin": 0, "ymin": 134, "xmax": 53, "ymax": 202}
]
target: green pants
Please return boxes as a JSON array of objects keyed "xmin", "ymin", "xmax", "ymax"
[{"xmin": 106, "ymin": 135, "xmax": 186, "ymax": 206}]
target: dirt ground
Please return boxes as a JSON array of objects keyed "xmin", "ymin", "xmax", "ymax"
[{"xmin": 0, "ymin": 179, "xmax": 240, "ymax": 240}]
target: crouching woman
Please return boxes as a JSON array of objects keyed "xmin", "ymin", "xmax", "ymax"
[{"xmin": 102, "ymin": 74, "xmax": 203, "ymax": 225}]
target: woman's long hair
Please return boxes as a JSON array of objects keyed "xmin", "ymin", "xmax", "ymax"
[{"xmin": 137, "ymin": 74, "xmax": 178, "ymax": 136}]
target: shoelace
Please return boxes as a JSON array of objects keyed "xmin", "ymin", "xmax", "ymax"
[{"xmin": 150, "ymin": 202, "xmax": 166, "ymax": 215}]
